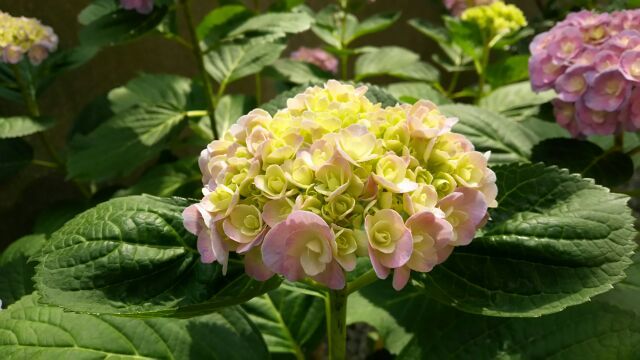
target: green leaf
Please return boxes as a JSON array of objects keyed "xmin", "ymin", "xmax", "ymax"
[
  {"xmin": 270, "ymin": 59, "xmax": 333, "ymax": 85},
  {"xmin": 0, "ymin": 116, "xmax": 54, "ymax": 139},
  {"xmin": 0, "ymin": 294, "xmax": 270, "ymax": 359},
  {"xmin": 108, "ymin": 73, "xmax": 193, "ymax": 113},
  {"xmin": 486, "ymin": 55, "xmax": 530, "ymax": 87},
  {"xmin": 215, "ymin": 94, "xmax": 255, "ymax": 136},
  {"xmin": 67, "ymin": 105, "xmax": 187, "ymax": 181},
  {"xmin": 418, "ymin": 163, "xmax": 637, "ymax": 317},
  {"xmin": 78, "ymin": 0, "xmax": 119, "ymax": 25},
  {"xmin": 79, "ymin": 7, "xmax": 169, "ymax": 47},
  {"xmin": 531, "ymin": 138, "xmax": 635, "ymax": 187},
  {"xmin": 386, "ymin": 82, "xmax": 451, "ymax": 105},
  {"xmin": 243, "ymin": 288, "xmax": 325, "ymax": 357},
  {"xmin": 347, "ymin": 12, "xmax": 400, "ymax": 44},
  {"xmin": 355, "ymin": 47, "xmax": 439, "ymax": 82},
  {"xmin": 311, "ymin": 5, "xmax": 355, "ymax": 49},
  {"xmin": 196, "ymin": 5, "xmax": 248, "ymax": 40},
  {"xmin": 227, "ymin": 12, "xmax": 314, "ymax": 39},
  {"xmin": 445, "ymin": 17, "xmax": 483, "ymax": 61},
  {"xmin": 39, "ymin": 46, "xmax": 99, "ymax": 76},
  {"xmin": 0, "ymin": 138, "xmax": 33, "ymax": 181},
  {"xmin": 597, "ymin": 253, "xmax": 640, "ymax": 315},
  {"xmin": 440, "ymin": 104, "xmax": 537, "ymax": 163},
  {"xmin": 409, "ymin": 18, "xmax": 462, "ymax": 64},
  {"xmin": 205, "ymin": 42, "xmax": 286, "ymax": 85},
  {"xmin": 34, "ymin": 195, "xmax": 281, "ymax": 317},
  {"xmin": 0, "ymin": 234, "xmax": 46, "ymax": 307},
  {"xmin": 115, "ymin": 159, "xmax": 201, "ymax": 198},
  {"xmin": 480, "ymin": 81, "xmax": 555, "ymax": 121}
]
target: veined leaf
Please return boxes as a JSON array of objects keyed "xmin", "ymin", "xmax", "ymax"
[
  {"xmin": 355, "ymin": 47, "xmax": 438, "ymax": 82},
  {"xmin": 419, "ymin": 163, "xmax": 637, "ymax": 317},
  {"xmin": 108, "ymin": 73, "xmax": 193, "ymax": 113},
  {"xmin": 486, "ymin": 55, "xmax": 530, "ymax": 87},
  {"xmin": 243, "ymin": 287, "xmax": 325, "ymax": 357},
  {"xmin": 347, "ymin": 12, "xmax": 400, "ymax": 44},
  {"xmin": 35, "ymin": 195, "xmax": 281, "ymax": 317},
  {"xmin": 227, "ymin": 12, "xmax": 313, "ymax": 39},
  {"xmin": 67, "ymin": 105, "xmax": 187, "ymax": 181},
  {"xmin": 0, "ymin": 116, "xmax": 54, "ymax": 139},
  {"xmin": 386, "ymin": 82, "xmax": 451, "ymax": 105},
  {"xmin": 0, "ymin": 294, "xmax": 269, "ymax": 359},
  {"xmin": 270, "ymin": 59, "xmax": 333, "ymax": 85},
  {"xmin": 440, "ymin": 104, "xmax": 537, "ymax": 163},
  {"xmin": 532, "ymin": 138, "xmax": 634, "ymax": 187},
  {"xmin": 597, "ymin": 253, "xmax": 640, "ymax": 316},
  {"xmin": 480, "ymin": 81, "xmax": 555, "ymax": 121},
  {"xmin": 196, "ymin": 5, "xmax": 248, "ymax": 40},
  {"xmin": 215, "ymin": 94, "xmax": 256, "ymax": 136},
  {"xmin": 205, "ymin": 42, "xmax": 286, "ymax": 85},
  {"xmin": 0, "ymin": 234, "xmax": 46, "ymax": 307}
]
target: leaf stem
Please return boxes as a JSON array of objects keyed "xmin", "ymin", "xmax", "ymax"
[
  {"xmin": 475, "ymin": 40, "xmax": 491, "ymax": 103},
  {"xmin": 346, "ymin": 269, "xmax": 378, "ymax": 295},
  {"xmin": 185, "ymin": 110, "xmax": 208, "ymax": 118},
  {"xmin": 614, "ymin": 132, "xmax": 624, "ymax": 150},
  {"xmin": 626, "ymin": 145, "xmax": 640, "ymax": 157},
  {"xmin": 325, "ymin": 287, "xmax": 348, "ymax": 360},
  {"xmin": 181, "ymin": 0, "xmax": 219, "ymax": 140},
  {"xmin": 32, "ymin": 159, "xmax": 59, "ymax": 168}
]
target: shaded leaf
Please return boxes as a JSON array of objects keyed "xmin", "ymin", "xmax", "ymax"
[
  {"xmin": 486, "ymin": 55, "xmax": 530, "ymax": 87},
  {"xmin": 67, "ymin": 105, "xmax": 187, "ymax": 181},
  {"xmin": 0, "ymin": 294, "xmax": 269, "ymax": 359},
  {"xmin": 531, "ymin": 138, "xmax": 634, "ymax": 187},
  {"xmin": 270, "ymin": 59, "xmax": 333, "ymax": 85},
  {"xmin": 347, "ymin": 12, "xmax": 400, "ymax": 44},
  {"xmin": 196, "ymin": 5, "xmax": 248, "ymax": 40},
  {"xmin": 480, "ymin": 81, "xmax": 555, "ymax": 121},
  {"xmin": 35, "ymin": 195, "xmax": 281, "ymax": 317},
  {"xmin": 215, "ymin": 94, "xmax": 256, "ymax": 136},
  {"xmin": 115, "ymin": 158, "xmax": 201, "ymax": 198},
  {"xmin": 0, "ymin": 234, "xmax": 46, "ymax": 307},
  {"xmin": 78, "ymin": 0, "xmax": 119, "ymax": 25},
  {"xmin": 108, "ymin": 73, "xmax": 193, "ymax": 113},
  {"xmin": 355, "ymin": 47, "xmax": 439, "ymax": 82},
  {"xmin": 80, "ymin": 7, "xmax": 168, "ymax": 47},
  {"xmin": 205, "ymin": 42, "xmax": 286, "ymax": 85},
  {"xmin": 386, "ymin": 82, "xmax": 451, "ymax": 105},
  {"xmin": 0, "ymin": 116, "xmax": 54, "ymax": 139},
  {"xmin": 440, "ymin": 104, "xmax": 537, "ymax": 163},
  {"xmin": 419, "ymin": 163, "xmax": 637, "ymax": 317}
]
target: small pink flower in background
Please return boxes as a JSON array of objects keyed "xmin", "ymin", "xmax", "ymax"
[
  {"xmin": 529, "ymin": 9, "xmax": 640, "ymax": 137},
  {"xmin": 290, "ymin": 47, "xmax": 339, "ymax": 74},
  {"xmin": 443, "ymin": 0, "xmax": 495, "ymax": 17},
  {"xmin": 121, "ymin": 0, "xmax": 154, "ymax": 14}
]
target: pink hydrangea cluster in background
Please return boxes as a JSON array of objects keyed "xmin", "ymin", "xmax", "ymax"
[
  {"xmin": 529, "ymin": 10, "xmax": 640, "ymax": 137},
  {"xmin": 290, "ymin": 47, "xmax": 339, "ymax": 74},
  {"xmin": 444, "ymin": 0, "xmax": 496, "ymax": 17},
  {"xmin": 121, "ymin": 0, "xmax": 154, "ymax": 15},
  {"xmin": 0, "ymin": 11, "xmax": 58, "ymax": 66},
  {"xmin": 183, "ymin": 81, "xmax": 496, "ymax": 291}
]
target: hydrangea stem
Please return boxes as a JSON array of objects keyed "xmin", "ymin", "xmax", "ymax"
[
  {"xmin": 326, "ymin": 288, "xmax": 348, "ymax": 360},
  {"xmin": 181, "ymin": 0, "xmax": 219, "ymax": 140},
  {"xmin": 475, "ymin": 40, "xmax": 491, "ymax": 103}
]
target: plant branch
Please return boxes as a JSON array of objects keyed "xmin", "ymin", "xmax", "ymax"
[
  {"xmin": 626, "ymin": 145, "xmax": 640, "ymax": 157},
  {"xmin": 475, "ymin": 40, "xmax": 491, "ymax": 103},
  {"xmin": 346, "ymin": 269, "xmax": 378, "ymax": 295},
  {"xmin": 181, "ymin": 0, "xmax": 219, "ymax": 140}
]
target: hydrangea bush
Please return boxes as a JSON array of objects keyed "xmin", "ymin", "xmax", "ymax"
[{"xmin": 0, "ymin": 1, "xmax": 638, "ymax": 359}]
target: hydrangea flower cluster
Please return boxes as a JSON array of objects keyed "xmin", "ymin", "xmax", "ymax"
[
  {"xmin": 529, "ymin": 10, "xmax": 640, "ymax": 137},
  {"xmin": 183, "ymin": 81, "xmax": 497, "ymax": 291},
  {"xmin": 460, "ymin": 1, "xmax": 527, "ymax": 38},
  {"xmin": 290, "ymin": 47, "xmax": 339, "ymax": 74},
  {"xmin": 121, "ymin": 0, "xmax": 154, "ymax": 15},
  {"xmin": 444, "ymin": 0, "xmax": 495, "ymax": 17},
  {"xmin": 0, "ymin": 11, "xmax": 58, "ymax": 66}
]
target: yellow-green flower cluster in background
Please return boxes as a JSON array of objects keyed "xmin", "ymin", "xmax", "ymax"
[
  {"xmin": 0, "ymin": 11, "xmax": 58, "ymax": 65},
  {"xmin": 461, "ymin": 1, "xmax": 527, "ymax": 39},
  {"xmin": 184, "ymin": 81, "xmax": 497, "ymax": 291}
]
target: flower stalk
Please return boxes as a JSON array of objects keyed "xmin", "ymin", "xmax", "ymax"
[{"xmin": 326, "ymin": 287, "xmax": 348, "ymax": 360}]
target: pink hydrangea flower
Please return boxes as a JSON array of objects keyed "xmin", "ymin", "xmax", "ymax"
[
  {"xmin": 121, "ymin": 0, "xmax": 154, "ymax": 14},
  {"xmin": 262, "ymin": 210, "xmax": 345, "ymax": 289},
  {"xmin": 530, "ymin": 9, "xmax": 640, "ymax": 136},
  {"xmin": 365, "ymin": 209, "xmax": 413, "ymax": 280},
  {"xmin": 290, "ymin": 47, "xmax": 339, "ymax": 74}
]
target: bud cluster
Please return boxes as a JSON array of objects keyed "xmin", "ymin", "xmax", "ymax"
[
  {"xmin": 460, "ymin": 1, "xmax": 527, "ymax": 38},
  {"xmin": 0, "ymin": 11, "xmax": 58, "ymax": 66},
  {"xmin": 530, "ymin": 10, "xmax": 640, "ymax": 136},
  {"xmin": 290, "ymin": 47, "xmax": 339, "ymax": 74},
  {"xmin": 183, "ymin": 81, "xmax": 497, "ymax": 290}
]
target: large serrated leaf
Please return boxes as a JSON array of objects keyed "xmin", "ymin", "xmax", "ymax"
[
  {"xmin": 35, "ymin": 195, "xmax": 280, "ymax": 317},
  {"xmin": 243, "ymin": 288, "xmax": 325, "ymax": 357},
  {"xmin": 0, "ymin": 116, "xmax": 54, "ymax": 139},
  {"xmin": 0, "ymin": 294, "xmax": 269, "ymax": 359},
  {"xmin": 440, "ymin": 104, "xmax": 537, "ymax": 164},
  {"xmin": 0, "ymin": 234, "xmax": 46, "ymax": 307},
  {"xmin": 205, "ymin": 42, "xmax": 286, "ymax": 85},
  {"xmin": 67, "ymin": 105, "xmax": 187, "ymax": 181},
  {"xmin": 108, "ymin": 73, "xmax": 193, "ymax": 113},
  {"xmin": 418, "ymin": 163, "xmax": 637, "ymax": 317},
  {"xmin": 479, "ymin": 81, "xmax": 555, "ymax": 121}
]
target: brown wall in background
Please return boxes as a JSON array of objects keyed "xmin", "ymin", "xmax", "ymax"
[{"xmin": 0, "ymin": 0, "xmax": 539, "ymax": 248}]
